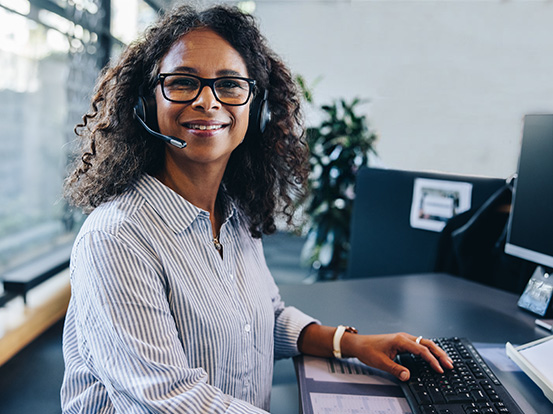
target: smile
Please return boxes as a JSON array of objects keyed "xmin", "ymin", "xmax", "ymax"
[{"xmin": 185, "ymin": 123, "xmax": 225, "ymax": 131}]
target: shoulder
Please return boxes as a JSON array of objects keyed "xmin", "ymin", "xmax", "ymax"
[
  {"xmin": 73, "ymin": 176, "xmax": 166, "ymax": 257},
  {"xmin": 79, "ymin": 184, "xmax": 145, "ymax": 238},
  {"xmin": 71, "ymin": 186, "xmax": 164, "ymax": 280}
]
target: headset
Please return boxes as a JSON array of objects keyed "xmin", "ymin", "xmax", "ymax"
[{"xmin": 133, "ymin": 89, "xmax": 271, "ymax": 149}]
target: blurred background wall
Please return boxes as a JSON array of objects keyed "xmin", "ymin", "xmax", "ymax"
[{"xmin": 245, "ymin": 0, "xmax": 553, "ymax": 179}]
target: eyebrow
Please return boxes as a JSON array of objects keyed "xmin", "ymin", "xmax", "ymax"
[{"xmin": 167, "ymin": 66, "xmax": 246, "ymax": 77}]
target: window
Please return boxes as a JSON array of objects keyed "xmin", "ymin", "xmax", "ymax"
[{"xmin": 0, "ymin": 0, "xmax": 157, "ymax": 286}]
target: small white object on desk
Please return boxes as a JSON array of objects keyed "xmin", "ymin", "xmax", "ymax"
[
  {"xmin": 506, "ymin": 335, "xmax": 553, "ymax": 404},
  {"xmin": 535, "ymin": 319, "xmax": 553, "ymax": 331}
]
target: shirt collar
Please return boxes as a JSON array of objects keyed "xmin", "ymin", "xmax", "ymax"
[{"xmin": 132, "ymin": 174, "xmax": 236, "ymax": 234}]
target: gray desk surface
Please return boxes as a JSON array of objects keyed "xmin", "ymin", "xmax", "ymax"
[{"xmin": 274, "ymin": 273, "xmax": 553, "ymax": 414}]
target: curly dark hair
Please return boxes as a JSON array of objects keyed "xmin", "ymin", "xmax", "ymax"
[{"xmin": 64, "ymin": 4, "xmax": 309, "ymax": 238}]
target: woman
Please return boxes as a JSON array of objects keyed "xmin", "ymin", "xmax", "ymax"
[{"xmin": 61, "ymin": 5, "xmax": 452, "ymax": 413}]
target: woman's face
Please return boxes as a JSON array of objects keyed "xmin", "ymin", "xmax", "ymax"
[{"xmin": 155, "ymin": 28, "xmax": 251, "ymax": 168}]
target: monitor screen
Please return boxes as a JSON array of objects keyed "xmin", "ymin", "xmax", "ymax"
[{"xmin": 505, "ymin": 114, "xmax": 553, "ymax": 269}]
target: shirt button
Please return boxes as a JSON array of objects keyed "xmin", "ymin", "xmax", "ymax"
[
  {"xmin": 244, "ymin": 324, "xmax": 251, "ymax": 332},
  {"xmin": 229, "ymin": 273, "xmax": 234, "ymax": 280}
]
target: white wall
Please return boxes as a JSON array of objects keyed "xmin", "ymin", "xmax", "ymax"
[{"xmin": 249, "ymin": 1, "xmax": 553, "ymax": 178}]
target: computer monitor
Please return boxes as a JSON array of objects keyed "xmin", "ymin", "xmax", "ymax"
[
  {"xmin": 505, "ymin": 114, "xmax": 553, "ymax": 270},
  {"xmin": 505, "ymin": 114, "xmax": 553, "ymax": 316}
]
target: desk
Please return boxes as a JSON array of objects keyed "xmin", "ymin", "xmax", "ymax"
[{"xmin": 273, "ymin": 273, "xmax": 552, "ymax": 414}]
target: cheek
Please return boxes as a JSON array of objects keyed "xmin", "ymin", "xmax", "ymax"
[
  {"xmin": 234, "ymin": 106, "xmax": 251, "ymax": 136},
  {"xmin": 154, "ymin": 88, "xmax": 179, "ymax": 127}
]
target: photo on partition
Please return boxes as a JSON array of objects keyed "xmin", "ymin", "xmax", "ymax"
[{"xmin": 410, "ymin": 178, "xmax": 473, "ymax": 232}]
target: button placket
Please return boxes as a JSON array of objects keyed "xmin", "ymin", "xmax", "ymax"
[
  {"xmin": 242, "ymin": 316, "xmax": 252, "ymax": 398},
  {"xmin": 204, "ymin": 217, "xmax": 236, "ymax": 288},
  {"xmin": 223, "ymin": 241, "xmax": 236, "ymax": 284}
]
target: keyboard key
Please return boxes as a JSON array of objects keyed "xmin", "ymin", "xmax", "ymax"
[
  {"xmin": 414, "ymin": 390, "xmax": 432, "ymax": 404},
  {"xmin": 428, "ymin": 387, "xmax": 445, "ymax": 404},
  {"xmin": 419, "ymin": 404, "xmax": 438, "ymax": 414},
  {"xmin": 470, "ymin": 390, "xmax": 487, "ymax": 402},
  {"xmin": 445, "ymin": 392, "xmax": 473, "ymax": 403}
]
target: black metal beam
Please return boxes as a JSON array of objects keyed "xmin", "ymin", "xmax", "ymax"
[{"xmin": 2, "ymin": 243, "xmax": 72, "ymax": 305}]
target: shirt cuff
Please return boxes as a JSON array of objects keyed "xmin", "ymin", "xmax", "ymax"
[{"xmin": 274, "ymin": 306, "xmax": 320, "ymax": 359}]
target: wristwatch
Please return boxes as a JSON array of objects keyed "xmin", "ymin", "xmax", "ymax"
[{"xmin": 332, "ymin": 325, "xmax": 358, "ymax": 358}]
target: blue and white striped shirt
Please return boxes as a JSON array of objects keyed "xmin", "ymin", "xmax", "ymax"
[{"xmin": 61, "ymin": 174, "xmax": 317, "ymax": 413}]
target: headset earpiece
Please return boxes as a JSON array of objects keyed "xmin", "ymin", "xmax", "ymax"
[
  {"xmin": 247, "ymin": 89, "xmax": 271, "ymax": 139},
  {"xmin": 134, "ymin": 95, "xmax": 159, "ymax": 131}
]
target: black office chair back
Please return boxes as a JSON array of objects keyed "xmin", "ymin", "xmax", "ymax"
[{"xmin": 345, "ymin": 167, "xmax": 506, "ymax": 279}]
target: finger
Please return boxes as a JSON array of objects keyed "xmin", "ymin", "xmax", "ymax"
[
  {"xmin": 402, "ymin": 338, "xmax": 446, "ymax": 374},
  {"xmin": 403, "ymin": 335, "xmax": 454, "ymax": 369},
  {"xmin": 420, "ymin": 338, "xmax": 454, "ymax": 369},
  {"xmin": 377, "ymin": 356, "xmax": 411, "ymax": 382}
]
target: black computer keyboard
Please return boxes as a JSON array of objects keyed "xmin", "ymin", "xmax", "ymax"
[{"xmin": 397, "ymin": 337, "xmax": 523, "ymax": 414}]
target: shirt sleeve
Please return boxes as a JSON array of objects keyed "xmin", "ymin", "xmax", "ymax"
[
  {"xmin": 262, "ymin": 263, "xmax": 320, "ymax": 360},
  {"xmin": 68, "ymin": 230, "xmax": 268, "ymax": 414}
]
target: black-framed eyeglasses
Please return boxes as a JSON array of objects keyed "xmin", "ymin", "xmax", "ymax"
[{"xmin": 156, "ymin": 73, "xmax": 256, "ymax": 106}]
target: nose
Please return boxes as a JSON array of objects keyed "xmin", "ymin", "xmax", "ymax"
[{"xmin": 191, "ymin": 85, "xmax": 221, "ymax": 111}]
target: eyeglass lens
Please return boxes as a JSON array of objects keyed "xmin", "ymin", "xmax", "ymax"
[{"xmin": 162, "ymin": 75, "xmax": 252, "ymax": 105}]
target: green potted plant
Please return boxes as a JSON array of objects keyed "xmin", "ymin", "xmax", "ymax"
[{"xmin": 301, "ymin": 97, "xmax": 378, "ymax": 280}]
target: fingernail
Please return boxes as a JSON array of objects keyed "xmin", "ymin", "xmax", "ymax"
[{"xmin": 400, "ymin": 371, "xmax": 409, "ymax": 381}]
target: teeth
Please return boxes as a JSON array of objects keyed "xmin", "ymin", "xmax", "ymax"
[{"xmin": 187, "ymin": 124, "xmax": 223, "ymax": 131}]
